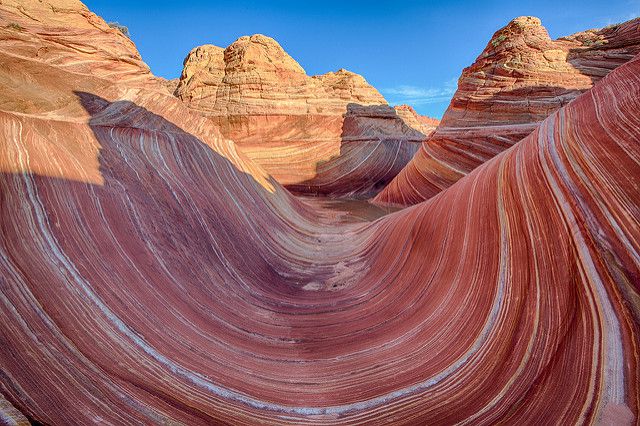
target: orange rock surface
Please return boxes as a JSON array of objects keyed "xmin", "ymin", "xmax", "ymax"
[
  {"xmin": 394, "ymin": 104, "xmax": 440, "ymax": 136},
  {"xmin": 1, "ymin": 2, "xmax": 640, "ymax": 425},
  {"xmin": 175, "ymin": 35, "xmax": 428, "ymax": 196},
  {"xmin": 375, "ymin": 16, "xmax": 640, "ymax": 206}
]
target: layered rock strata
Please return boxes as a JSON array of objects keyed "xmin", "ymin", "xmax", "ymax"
[
  {"xmin": 375, "ymin": 16, "xmax": 640, "ymax": 205},
  {"xmin": 175, "ymin": 35, "xmax": 427, "ymax": 196}
]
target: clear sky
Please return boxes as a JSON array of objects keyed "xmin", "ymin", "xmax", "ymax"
[{"xmin": 85, "ymin": 0, "xmax": 638, "ymax": 118}]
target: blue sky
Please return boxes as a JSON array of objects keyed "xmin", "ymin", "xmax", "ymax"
[{"xmin": 85, "ymin": 0, "xmax": 639, "ymax": 118}]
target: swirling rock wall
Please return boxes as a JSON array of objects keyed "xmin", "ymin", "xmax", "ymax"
[
  {"xmin": 1, "ymin": 1, "xmax": 640, "ymax": 424},
  {"xmin": 175, "ymin": 35, "xmax": 431, "ymax": 197},
  {"xmin": 375, "ymin": 16, "xmax": 640, "ymax": 206}
]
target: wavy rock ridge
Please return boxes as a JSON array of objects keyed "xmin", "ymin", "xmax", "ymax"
[
  {"xmin": 375, "ymin": 16, "xmax": 640, "ymax": 206},
  {"xmin": 1, "ymin": 1, "xmax": 640, "ymax": 424},
  {"xmin": 175, "ymin": 35, "xmax": 431, "ymax": 196}
]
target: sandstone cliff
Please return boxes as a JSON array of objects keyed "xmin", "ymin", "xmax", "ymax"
[{"xmin": 175, "ymin": 34, "xmax": 427, "ymax": 196}]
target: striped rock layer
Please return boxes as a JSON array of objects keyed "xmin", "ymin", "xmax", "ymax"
[
  {"xmin": 2, "ymin": 1, "xmax": 640, "ymax": 425},
  {"xmin": 375, "ymin": 16, "xmax": 640, "ymax": 206},
  {"xmin": 175, "ymin": 36, "xmax": 432, "ymax": 197}
]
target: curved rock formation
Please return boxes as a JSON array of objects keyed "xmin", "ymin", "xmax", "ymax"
[
  {"xmin": 375, "ymin": 16, "xmax": 640, "ymax": 206},
  {"xmin": 2, "ymin": 2, "xmax": 640, "ymax": 424},
  {"xmin": 175, "ymin": 35, "xmax": 426, "ymax": 196}
]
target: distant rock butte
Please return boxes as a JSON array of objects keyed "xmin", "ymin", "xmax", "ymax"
[
  {"xmin": 175, "ymin": 35, "xmax": 386, "ymax": 115},
  {"xmin": 394, "ymin": 104, "xmax": 439, "ymax": 136},
  {"xmin": 375, "ymin": 16, "xmax": 640, "ymax": 206},
  {"xmin": 175, "ymin": 34, "xmax": 429, "ymax": 196}
]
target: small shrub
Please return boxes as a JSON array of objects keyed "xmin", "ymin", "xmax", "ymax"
[
  {"xmin": 582, "ymin": 38, "xmax": 607, "ymax": 47},
  {"xmin": 6, "ymin": 22, "xmax": 24, "ymax": 31},
  {"xmin": 491, "ymin": 34, "xmax": 507, "ymax": 48},
  {"xmin": 108, "ymin": 21, "xmax": 130, "ymax": 38}
]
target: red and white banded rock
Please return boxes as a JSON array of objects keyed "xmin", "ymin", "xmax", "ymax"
[
  {"xmin": 1, "ymin": 2, "xmax": 640, "ymax": 425},
  {"xmin": 375, "ymin": 16, "xmax": 640, "ymax": 206}
]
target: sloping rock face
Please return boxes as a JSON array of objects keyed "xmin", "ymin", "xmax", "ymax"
[
  {"xmin": 2, "ymin": 2, "xmax": 640, "ymax": 424},
  {"xmin": 158, "ymin": 76, "xmax": 180, "ymax": 94},
  {"xmin": 375, "ymin": 16, "xmax": 640, "ymax": 206},
  {"xmin": 175, "ymin": 35, "xmax": 426, "ymax": 196},
  {"xmin": 394, "ymin": 104, "xmax": 439, "ymax": 136}
]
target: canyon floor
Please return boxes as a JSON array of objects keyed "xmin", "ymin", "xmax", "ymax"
[{"xmin": 1, "ymin": 1, "xmax": 640, "ymax": 425}]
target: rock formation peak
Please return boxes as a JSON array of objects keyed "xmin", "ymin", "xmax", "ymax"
[
  {"xmin": 175, "ymin": 34, "xmax": 385, "ymax": 115},
  {"xmin": 224, "ymin": 33, "xmax": 307, "ymax": 75},
  {"xmin": 477, "ymin": 16, "xmax": 557, "ymax": 72},
  {"xmin": 185, "ymin": 43, "xmax": 225, "ymax": 59},
  {"xmin": 510, "ymin": 15, "xmax": 542, "ymax": 27},
  {"xmin": 174, "ymin": 33, "xmax": 427, "ymax": 196},
  {"xmin": 375, "ymin": 16, "xmax": 640, "ymax": 206},
  {"xmin": 393, "ymin": 104, "xmax": 440, "ymax": 136}
]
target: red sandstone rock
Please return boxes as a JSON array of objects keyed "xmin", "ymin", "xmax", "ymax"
[
  {"xmin": 375, "ymin": 16, "xmax": 640, "ymax": 206},
  {"xmin": 175, "ymin": 35, "xmax": 427, "ymax": 196},
  {"xmin": 394, "ymin": 104, "xmax": 439, "ymax": 136},
  {"xmin": 1, "ymin": 2, "xmax": 640, "ymax": 425}
]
